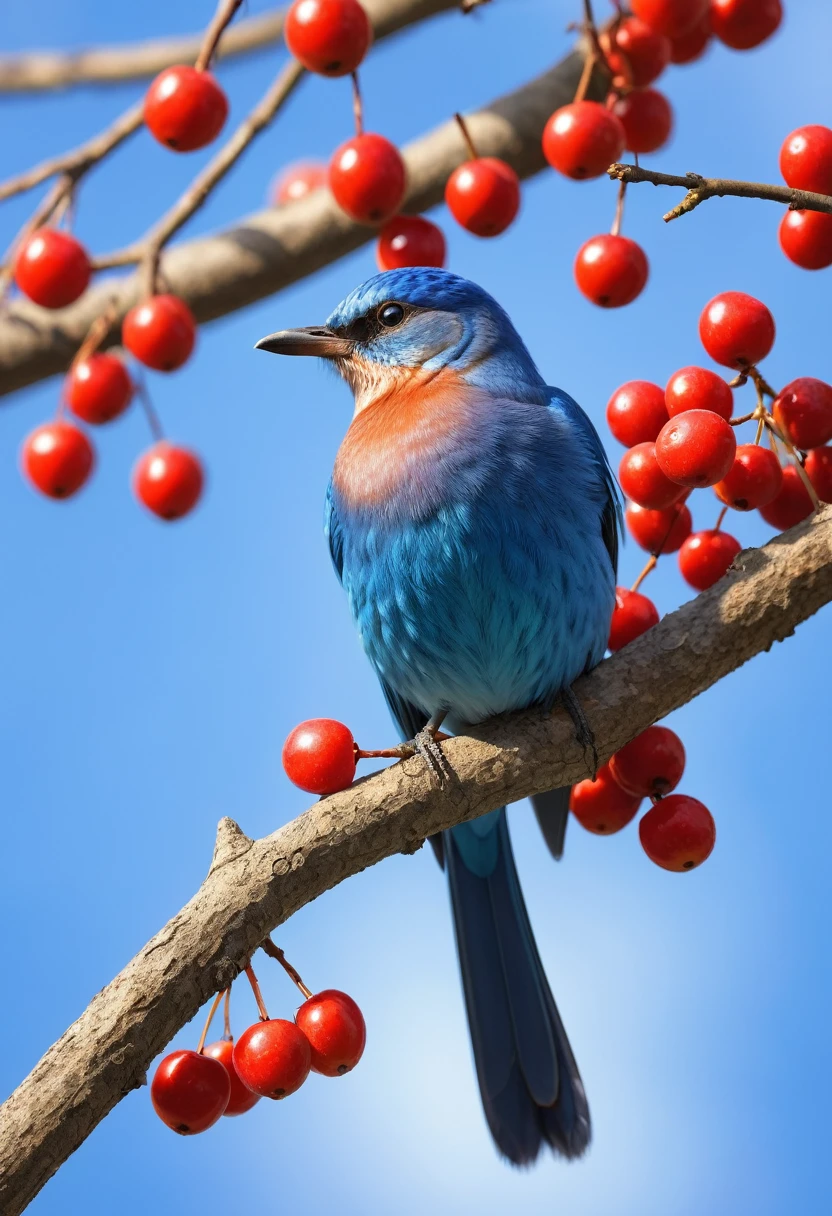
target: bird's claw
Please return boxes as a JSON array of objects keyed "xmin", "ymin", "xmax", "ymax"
[
  {"xmin": 410, "ymin": 725, "xmax": 452, "ymax": 786},
  {"xmin": 561, "ymin": 685, "xmax": 598, "ymax": 780}
]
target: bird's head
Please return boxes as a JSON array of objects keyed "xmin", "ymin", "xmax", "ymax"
[{"xmin": 255, "ymin": 267, "xmax": 545, "ymax": 410}]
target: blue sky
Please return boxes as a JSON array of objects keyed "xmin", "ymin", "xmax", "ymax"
[{"xmin": 1, "ymin": 1, "xmax": 830, "ymax": 1213}]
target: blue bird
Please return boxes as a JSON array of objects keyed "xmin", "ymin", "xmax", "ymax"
[{"xmin": 257, "ymin": 267, "xmax": 619, "ymax": 1166}]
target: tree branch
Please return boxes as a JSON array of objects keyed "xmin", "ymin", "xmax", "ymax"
[
  {"xmin": 608, "ymin": 162, "xmax": 832, "ymax": 221},
  {"xmin": 0, "ymin": 0, "xmax": 468, "ymax": 92},
  {"xmin": 0, "ymin": 47, "xmax": 602, "ymax": 398},
  {"xmin": 2, "ymin": 507, "xmax": 831, "ymax": 1215}
]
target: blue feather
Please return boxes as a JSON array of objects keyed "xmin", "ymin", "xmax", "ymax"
[{"xmin": 317, "ymin": 269, "xmax": 617, "ymax": 1165}]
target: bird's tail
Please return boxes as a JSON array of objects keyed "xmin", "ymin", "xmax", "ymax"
[{"xmin": 445, "ymin": 807, "xmax": 590, "ymax": 1166}]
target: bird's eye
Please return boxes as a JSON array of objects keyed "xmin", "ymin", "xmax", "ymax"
[{"xmin": 378, "ymin": 303, "xmax": 405, "ymax": 328}]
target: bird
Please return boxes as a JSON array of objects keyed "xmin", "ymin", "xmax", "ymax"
[{"xmin": 256, "ymin": 267, "xmax": 619, "ymax": 1166}]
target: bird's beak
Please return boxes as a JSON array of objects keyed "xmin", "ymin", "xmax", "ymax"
[{"xmin": 254, "ymin": 326, "xmax": 354, "ymax": 358}]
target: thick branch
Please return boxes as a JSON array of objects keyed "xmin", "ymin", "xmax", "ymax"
[
  {"xmin": 2, "ymin": 507, "xmax": 831, "ymax": 1216},
  {"xmin": 0, "ymin": 47, "xmax": 600, "ymax": 397},
  {"xmin": 0, "ymin": 0, "xmax": 464, "ymax": 91},
  {"xmin": 609, "ymin": 162, "xmax": 832, "ymax": 221}
]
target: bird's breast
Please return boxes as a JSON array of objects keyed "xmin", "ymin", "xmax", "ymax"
[{"xmin": 332, "ymin": 365, "xmax": 482, "ymax": 516}]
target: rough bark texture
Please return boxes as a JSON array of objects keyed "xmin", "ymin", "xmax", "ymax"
[
  {"xmin": 1, "ymin": 506, "xmax": 831, "ymax": 1216},
  {"xmin": 0, "ymin": 49, "xmax": 595, "ymax": 398}
]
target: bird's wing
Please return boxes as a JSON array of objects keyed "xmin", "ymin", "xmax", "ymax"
[
  {"xmin": 547, "ymin": 386, "xmax": 621, "ymax": 579},
  {"xmin": 324, "ymin": 480, "xmax": 345, "ymax": 584}
]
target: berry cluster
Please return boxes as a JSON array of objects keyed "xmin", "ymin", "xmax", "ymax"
[
  {"xmin": 12, "ymin": 35, "xmax": 234, "ymax": 516},
  {"xmin": 570, "ymin": 726, "xmax": 716, "ymax": 872},
  {"xmin": 152, "ymin": 950, "xmax": 365, "ymax": 1136},
  {"xmin": 540, "ymin": 0, "xmax": 781, "ymax": 309},
  {"xmin": 778, "ymin": 124, "xmax": 832, "ymax": 271},
  {"xmin": 610, "ymin": 288, "xmax": 825, "ymax": 646}
]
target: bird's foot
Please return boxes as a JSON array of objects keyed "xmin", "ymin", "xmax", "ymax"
[
  {"xmin": 356, "ymin": 714, "xmax": 451, "ymax": 785},
  {"xmin": 560, "ymin": 685, "xmax": 598, "ymax": 780}
]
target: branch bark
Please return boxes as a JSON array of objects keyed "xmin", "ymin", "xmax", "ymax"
[
  {"xmin": 2, "ymin": 507, "xmax": 831, "ymax": 1215},
  {"xmin": 0, "ymin": 47, "xmax": 597, "ymax": 398},
  {"xmin": 608, "ymin": 162, "xmax": 832, "ymax": 221},
  {"xmin": 0, "ymin": 0, "xmax": 472, "ymax": 91}
]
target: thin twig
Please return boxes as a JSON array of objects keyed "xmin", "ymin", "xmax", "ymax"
[
  {"xmin": 114, "ymin": 58, "xmax": 305, "ymax": 294},
  {"xmin": 608, "ymin": 163, "xmax": 832, "ymax": 221},
  {"xmin": 195, "ymin": 0, "xmax": 246, "ymax": 72},
  {"xmin": 261, "ymin": 937, "xmax": 313, "ymax": 1000},
  {"xmin": 0, "ymin": 103, "xmax": 143, "ymax": 203}
]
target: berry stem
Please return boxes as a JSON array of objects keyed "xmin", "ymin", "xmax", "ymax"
[
  {"xmin": 222, "ymin": 987, "xmax": 232, "ymax": 1041},
  {"xmin": 261, "ymin": 937, "xmax": 313, "ymax": 1000},
  {"xmin": 72, "ymin": 301, "xmax": 118, "ymax": 368},
  {"xmin": 195, "ymin": 0, "xmax": 245, "ymax": 73},
  {"xmin": 135, "ymin": 375, "xmax": 165, "ymax": 442},
  {"xmin": 245, "ymin": 964, "xmax": 270, "ymax": 1021},
  {"xmin": 610, "ymin": 179, "xmax": 627, "ymax": 237},
  {"xmin": 713, "ymin": 505, "xmax": 728, "ymax": 533},
  {"xmin": 763, "ymin": 415, "xmax": 821, "ymax": 510},
  {"xmin": 196, "ymin": 989, "xmax": 226, "ymax": 1054},
  {"xmin": 454, "ymin": 113, "xmax": 478, "ymax": 161},
  {"xmin": 356, "ymin": 730, "xmax": 450, "ymax": 761},
  {"xmin": 631, "ymin": 554, "xmax": 657, "ymax": 593},
  {"xmin": 351, "ymin": 72, "xmax": 364, "ymax": 138}
]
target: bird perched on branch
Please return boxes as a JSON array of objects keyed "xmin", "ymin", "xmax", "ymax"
[{"xmin": 256, "ymin": 267, "xmax": 619, "ymax": 1166}]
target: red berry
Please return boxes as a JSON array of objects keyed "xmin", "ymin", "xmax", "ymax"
[
  {"xmin": 285, "ymin": 0, "xmax": 371, "ymax": 76},
  {"xmin": 574, "ymin": 234, "xmax": 649, "ymax": 309},
  {"xmin": 445, "ymin": 158, "xmax": 520, "ymax": 238},
  {"xmin": 600, "ymin": 17, "xmax": 671, "ymax": 87},
  {"xmin": 542, "ymin": 101, "xmax": 625, "ymax": 180},
  {"xmin": 606, "ymin": 380, "xmax": 669, "ymax": 447},
  {"xmin": 65, "ymin": 354, "xmax": 133, "ymax": 425},
  {"xmin": 710, "ymin": 0, "xmax": 782, "ymax": 50},
  {"xmin": 273, "ymin": 160, "xmax": 328, "ymax": 205},
  {"xmin": 232, "ymin": 1020, "xmax": 312, "ymax": 1099},
  {"xmin": 619, "ymin": 441, "xmax": 686, "ymax": 509},
  {"xmin": 656, "ymin": 409, "xmax": 737, "ymax": 488},
  {"xmin": 14, "ymin": 228, "xmax": 91, "ymax": 309},
  {"xmin": 21, "ymin": 421, "xmax": 94, "ymax": 499},
  {"xmin": 377, "ymin": 215, "xmax": 446, "ymax": 269},
  {"xmin": 610, "ymin": 725, "xmax": 685, "ymax": 798},
  {"xmin": 608, "ymin": 585, "xmax": 660, "ymax": 652},
  {"xmin": 133, "ymin": 442, "xmax": 204, "ymax": 521},
  {"xmin": 639, "ymin": 794, "xmax": 715, "ymax": 871},
  {"xmin": 282, "ymin": 718, "xmax": 356, "ymax": 795},
  {"xmin": 678, "ymin": 529, "xmax": 741, "ymax": 590},
  {"xmin": 150, "ymin": 1049, "xmax": 230, "ymax": 1134},
  {"xmin": 699, "ymin": 291, "xmax": 775, "ymax": 369},
  {"xmin": 570, "ymin": 763, "xmax": 642, "ymax": 834},
  {"xmin": 631, "ymin": 0, "xmax": 709, "ymax": 38},
  {"xmin": 665, "ymin": 366, "xmax": 733, "ymax": 421},
  {"xmin": 329, "ymin": 133, "xmax": 406, "ymax": 225},
  {"xmin": 714, "ymin": 443, "xmax": 783, "ymax": 510},
  {"xmin": 758, "ymin": 464, "xmax": 814, "ymax": 530},
  {"xmin": 625, "ymin": 500, "xmax": 692, "ymax": 553},
  {"xmin": 295, "ymin": 990, "xmax": 366, "ymax": 1076},
  {"xmin": 144, "ymin": 66, "xmax": 228, "ymax": 152},
  {"xmin": 779, "ymin": 210, "xmax": 832, "ymax": 271},
  {"xmin": 668, "ymin": 12, "xmax": 712, "ymax": 62},
  {"xmin": 773, "ymin": 378, "xmax": 832, "ymax": 451},
  {"xmin": 612, "ymin": 88, "xmax": 673, "ymax": 154},
  {"xmin": 122, "ymin": 294, "xmax": 196, "ymax": 372},
  {"xmin": 805, "ymin": 447, "xmax": 832, "ymax": 503},
  {"xmin": 203, "ymin": 1040, "xmax": 261, "ymax": 1116},
  {"xmin": 780, "ymin": 125, "xmax": 832, "ymax": 196}
]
